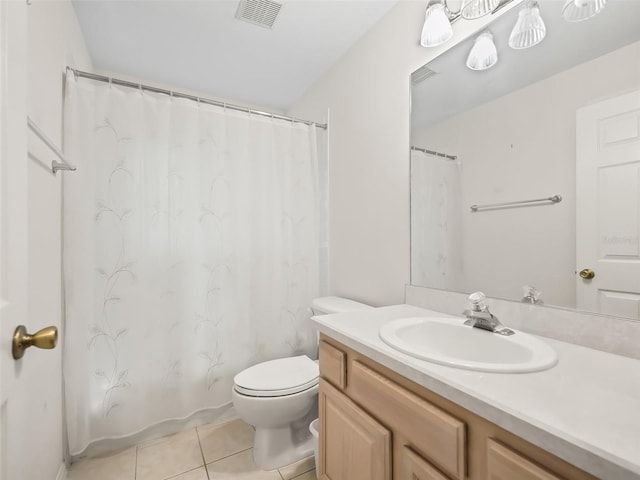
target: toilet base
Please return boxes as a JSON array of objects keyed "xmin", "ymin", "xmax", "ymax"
[
  {"xmin": 253, "ymin": 427, "xmax": 314, "ymax": 470},
  {"xmin": 252, "ymin": 411, "xmax": 317, "ymax": 471}
]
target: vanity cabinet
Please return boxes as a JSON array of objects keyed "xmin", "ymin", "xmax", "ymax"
[{"xmin": 318, "ymin": 337, "xmax": 597, "ymax": 480}]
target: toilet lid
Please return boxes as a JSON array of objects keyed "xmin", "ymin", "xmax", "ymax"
[{"xmin": 234, "ymin": 355, "xmax": 319, "ymax": 397}]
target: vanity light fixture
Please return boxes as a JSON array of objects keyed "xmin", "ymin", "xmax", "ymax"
[
  {"xmin": 423, "ymin": 0, "xmax": 603, "ymax": 71},
  {"xmin": 508, "ymin": 1, "xmax": 546, "ymax": 50},
  {"xmin": 561, "ymin": 0, "xmax": 607, "ymax": 22},
  {"xmin": 466, "ymin": 31, "xmax": 498, "ymax": 71},
  {"xmin": 421, "ymin": 0, "xmax": 605, "ymax": 51}
]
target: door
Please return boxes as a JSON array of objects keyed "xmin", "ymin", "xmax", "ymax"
[
  {"xmin": 576, "ymin": 89, "xmax": 640, "ymax": 319},
  {"xmin": 1, "ymin": 3, "xmax": 59, "ymax": 480},
  {"xmin": 318, "ymin": 378, "xmax": 391, "ymax": 480}
]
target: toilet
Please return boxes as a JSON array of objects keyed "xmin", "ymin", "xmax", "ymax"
[{"xmin": 232, "ymin": 296, "xmax": 373, "ymax": 471}]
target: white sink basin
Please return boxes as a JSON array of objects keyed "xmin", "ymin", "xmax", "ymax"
[{"xmin": 379, "ymin": 317, "xmax": 558, "ymax": 373}]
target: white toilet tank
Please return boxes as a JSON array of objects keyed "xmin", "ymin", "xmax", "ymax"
[{"xmin": 310, "ymin": 296, "xmax": 373, "ymax": 315}]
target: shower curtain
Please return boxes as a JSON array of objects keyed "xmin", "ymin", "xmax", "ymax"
[
  {"xmin": 410, "ymin": 149, "xmax": 462, "ymax": 289},
  {"xmin": 62, "ymin": 75, "xmax": 325, "ymax": 456}
]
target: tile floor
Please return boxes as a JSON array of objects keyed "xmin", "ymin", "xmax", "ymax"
[{"xmin": 67, "ymin": 418, "xmax": 317, "ymax": 480}]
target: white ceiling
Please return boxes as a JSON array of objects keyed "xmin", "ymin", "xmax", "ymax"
[
  {"xmin": 411, "ymin": 0, "xmax": 640, "ymax": 130},
  {"xmin": 72, "ymin": 0, "xmax": 398, "ymax": 112}
]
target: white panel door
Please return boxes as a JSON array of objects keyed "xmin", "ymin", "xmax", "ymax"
[
  {"xmin": 0, "ymin": 3, "xmax": 54, "ymax": 480},
  {"xmin": 576, "ymin": 89, "xmax": 640, "ymax": 319}
]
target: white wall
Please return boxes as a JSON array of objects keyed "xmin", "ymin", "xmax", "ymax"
[
  {"xmin": 412, "ymin": 40, "xmax": 640, "ymax": 308},
  {"xmin": 26, "ymin": 1, "xmax": 92, "ymax": 476},
  {"xmin": 287, "ymin": 1, "xmax": 521, "ymax": 306}
]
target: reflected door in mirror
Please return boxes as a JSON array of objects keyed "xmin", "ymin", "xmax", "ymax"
[{"xmin": 576, "ymin": 89, "xmax": 640, "ymax": 320}]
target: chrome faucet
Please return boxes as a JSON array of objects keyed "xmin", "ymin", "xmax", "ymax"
[{"xmin": 463, "ymin": 292, "xmax": 514, "ymax": 336}]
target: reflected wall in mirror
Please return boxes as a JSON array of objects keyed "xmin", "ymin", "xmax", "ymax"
[{"xmin": 410, "ymin": 0, "xmax": 640, "ymax": 319}]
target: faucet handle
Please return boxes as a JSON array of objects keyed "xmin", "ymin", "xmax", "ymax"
[
  {"xmin": 468, "ymin": 291, "xmax": 487, "ymax": 311},
  {"xmin": 522, "ymin": 285, "xmax": 543, "ymax": 303}
]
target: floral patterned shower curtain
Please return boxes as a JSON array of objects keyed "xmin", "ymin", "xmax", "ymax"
[{"xmin": 63, "ymin": 75, "xmax": 325, "ymax": 456}]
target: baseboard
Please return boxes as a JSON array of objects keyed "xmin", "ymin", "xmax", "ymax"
[{"xmin": 55, "ymin": 462, "xmax": 67, "ymax": 480}]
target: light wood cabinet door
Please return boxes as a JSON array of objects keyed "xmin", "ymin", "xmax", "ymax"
[
  {"xmin": 318, "ymin": 378, "xmax": 392, "ymax": 480},
  {"xmin": 350, "ymin": 360, "xmax": 466, "ymax": 479},
  {"xmin": 400, "ymin": 445, "xmax": 450, "ymax": 480},
  {"xmin": 487, "ymin": 439, "xmax": 564, "ymax": 480}
]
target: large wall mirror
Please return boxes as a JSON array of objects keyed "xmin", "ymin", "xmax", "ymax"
[{"xmin": 410, "ymin": 0, "xmax": 640, "ymax": 319}]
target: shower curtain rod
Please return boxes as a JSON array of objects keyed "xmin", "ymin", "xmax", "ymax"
[{"xmin": 66, "ymin": 67, "xmax": 328, "ymax": 130}]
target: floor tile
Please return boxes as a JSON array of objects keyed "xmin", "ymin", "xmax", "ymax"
[
  {"xmin": 278, "ymin": 456, "xmax": 314, "ymax": 480},
  {"xmin": 206, "ymin": 449, "xmax": 281, "ymax": 480},
  {"xmin": 67, "ymin": 447, "xmax": 136, "ymax": 480},
  {"xmin": 167, "ymin": 467, "xmax": 209, "ymax": 480},
  {"xmin": 136, "ymin": 429, "xmax": 204, "ymax": 480},
  {"xmin": 291, "ymin": 471, "xmax": 316, "ymax": 480},
  {"xmin": 198, "ymin": 418, "xmax": 254, "ymax": 464}
]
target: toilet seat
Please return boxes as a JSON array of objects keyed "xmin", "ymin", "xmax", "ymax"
[{"xmin": 234, "ymin": 355, "xmax": 319, "ymax": 397}]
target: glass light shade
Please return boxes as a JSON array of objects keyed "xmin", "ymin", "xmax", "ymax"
[
  {"xmin": 466, "ymin": 31, "xmax": 498, "ymax": 71},
  {"xmin": 461, "ymin": 0, "xmax": 500, "ymax": 19},
  {"xmin": 562, "ymin": 0, "xmax": 607, "ymax": 22},
  {"xmin": 421, "ymin": 3, "xmax": 453, "ymax": 47},
  {"xmin": 508, "ymin": 1, "xmax": 546, "ymax": 49}
]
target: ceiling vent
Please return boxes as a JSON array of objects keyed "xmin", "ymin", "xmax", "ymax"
[
  {"xmin": 411, "ymin": 65, "xmax": 438, "ymax": 85},
  {"xmin": 235, "ymin": 0, "xmax": 283, "ymax": 29}
]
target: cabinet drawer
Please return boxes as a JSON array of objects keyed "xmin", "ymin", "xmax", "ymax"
[
  {"xmin": 487, "ymin": 439, "xmax": 563, "ymax": 480},
  {"xmin": 350, "ymin": 361, "xmax": 465, "ymax": 480},
  {"xmin": 319, "ymin": 341, "xmax": 346, "ymax": 389},
  {"xmin": 401, "ymin": 446, "xmax": 450, "ymax": 480},
  {"xmin": 319, "ymin": 378, "xmax": 392, "ymax": 480}
]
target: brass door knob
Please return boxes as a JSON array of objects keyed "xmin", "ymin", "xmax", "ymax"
[
  {"xmin": 579, "ymin": 269, "xmax": 595, "ymax": 280},
  {"xmin": 12, "ymin": 325, "xmax": 58, "ymax": 360}
]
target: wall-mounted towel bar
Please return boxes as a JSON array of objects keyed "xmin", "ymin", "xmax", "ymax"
[
  {"xmin": 411, "ymin": 146, "xmax": 458, "ymax": 161},
  {"xmin": 470, "ymin": 194, "xmax": 562, "ymax": 212},
  {"xmin": 27, "ymin": 117, "xmax": 76, "ymax": 174}
]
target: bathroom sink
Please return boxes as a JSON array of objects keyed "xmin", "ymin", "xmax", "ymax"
[{"xmin": 379, "ymin": 317, "xmax": 557, "ymax": 373}]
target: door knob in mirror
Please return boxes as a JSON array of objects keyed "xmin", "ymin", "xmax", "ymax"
[{"xmin": 579, "ymin": 269, "xmax": 595, "ymax": 280}]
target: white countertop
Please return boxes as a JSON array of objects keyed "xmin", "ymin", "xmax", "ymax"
[{"xmin": 311, "ymin": 304, "xmax": 640, "ymax": 480}]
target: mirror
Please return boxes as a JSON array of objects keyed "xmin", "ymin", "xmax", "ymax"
[{"xmin": 410, "ymin": 0, "xmax": 640, "ymax": 319}]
